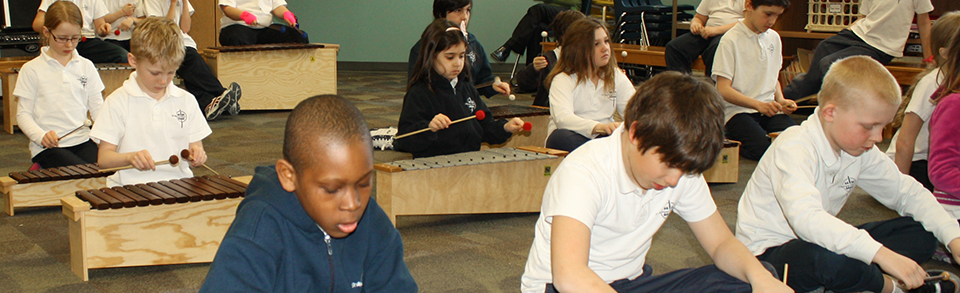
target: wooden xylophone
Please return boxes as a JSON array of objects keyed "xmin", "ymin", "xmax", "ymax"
[
  {"xmin": 482, "ymin": 105, "xmax": 551, "ymax": 150},
  {"xmin": 374, "ymin": 146, "xmax": 566, "ymax": 225},
  {"xmin": 61, "ymin": 175, "xmax": 252, "ymax": 281},
  {"xmin": 209, "ymin": 43, "xmax": 325, "ymax": 53},
  {"xmin": 1, "ymin": 163, "xmax": 114, "ymax": 216}
]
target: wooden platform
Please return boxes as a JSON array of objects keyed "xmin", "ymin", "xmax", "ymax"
[
  {"xmin": 374, "ymin": 147, "xmax": 565, "ymax": 225},
  {"xmin": 62, "ymin": 175, "xmax": 252, "ymax": 281},
  {"xmin": 2, "ymin": 63, "xmax": 134, "ymax": 134},
  {"xmin": 203, "ymin": 43, "xmax": 339, "ymax": 110}
]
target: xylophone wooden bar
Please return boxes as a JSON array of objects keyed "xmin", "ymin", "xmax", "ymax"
[
  {"xmin": 374, "ymin": 147, "xmax": 566, "ymax": 225},
  {"xmin": 2, "ymin": 163, "xmax": 113, "ymax": 216},
  {"xmin": 63, "ymin": 175, "xmax": 252, "ymax": 281}
]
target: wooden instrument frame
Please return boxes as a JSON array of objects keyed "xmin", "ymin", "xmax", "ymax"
[
  {"xmin": 61, "ymin": 175, "xmax": 252, "ymax": 281},
  {"xmin": 374, "ymin": 147, "xmax": 566, "ymax": 226},
  {"xmin": 2, "ymin": 164, "xmax": 113, "ymax": 216},
  {"xmin": 481, "ymin": 105, "xmax": 551, "ymax": 150}
]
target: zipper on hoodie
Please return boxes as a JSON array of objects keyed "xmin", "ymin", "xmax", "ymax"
[{"xmin": 320, "ymin": 227, "xmax": 334, "ymax": 292}]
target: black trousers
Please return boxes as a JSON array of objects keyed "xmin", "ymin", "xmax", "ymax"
[
  {"xmin": 758, "ymin": 217, "xmax": 937, "ymax": 293},
  {"xmin": 503, "ymin": 4, "xmax": 565, "ymax": 65},
  {"xmin": 545, "ymin": 263, "xmax": 777, "ymax": 292},
  {"xmin": 910, "ymin": 160, "xmax": 934, "ymax": 191},
  {"xmin": 178, "ymin": 47, "xmax": 225, "ymax": 111},
  {"xmin": 219, "ymin": 24, "xmax": 309, "ymax": 46},
  {"xmin": 76, "ymin": 38, "xmax": 128, "ymax": 64},
  {"xmin": 664, "ymin": 32, "xmax": 724, "ymax": 77},
  {"xmin": 546, "ymin": 129, "xmax": 591, "ymax": 152},
  {"xmin": 32, "ymin": 139, "xmax": 98, "ymax": 169},
  {"xmin": 725, "ymin": 113, "xmax": 796, "ymax": 161},
  {"xmin": 782, "ymin": 29, "xmax": 894, "ymax": 101}
]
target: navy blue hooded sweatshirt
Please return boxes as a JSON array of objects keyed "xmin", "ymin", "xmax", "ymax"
[{"xmin": 200, "ymin": 166, "xmax": 417, "ymax": 292}]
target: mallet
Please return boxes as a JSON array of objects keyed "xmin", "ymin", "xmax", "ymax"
[
  {"xmin": 98, "ymin": 155, "xmax": 179, "ymax": 172},
  {"xmin": 493, "ymin": 76, "xmax": 516, "ymax": 100},
  {"xmin": 522, "ymin": 122, "xmax": 533, "ymax": 132},
  {"xmin": 181, "ymin": 149, "xmax": 220, "ymax": 176},
  {"xmin": 394, "ymin": 110, "xmax": 487, "ymax": 139}
]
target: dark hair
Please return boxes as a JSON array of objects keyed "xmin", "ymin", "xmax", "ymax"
[
  {"xmin": 546, "ymin": 18, "xmax": 618, "ymax": 93},
  {"xmin": 748, "ymin": 0, "xmax": 790, "ymax": 9},
  {"xmin": 408, "ymin": 19, "xmax": 470, "ymax": 91},
  {"xmin": 549, "ymin": 10, "xmax": 586, "ymax": 46},
  {"xmin": 433, "ymin": 0, "xmax": 471, "ymax": 19},
  {"xmin": 623, "ymin": 72, "xmax": 725, "ymax": 174},
  {"xmin": 282, "ymin": 95, "xmax": 371, "ymax": 172}
]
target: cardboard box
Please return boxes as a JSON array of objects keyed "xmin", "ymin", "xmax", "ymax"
[{"xmin": 703, "ymin": 140, "xmax": 740, "ymax": 183}]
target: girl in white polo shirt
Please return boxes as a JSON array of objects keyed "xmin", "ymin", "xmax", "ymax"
[
  {"xmin": 544, "ymin": 18, "xmax": 635, "ymax": 152},
  {"xmin": 15, "ymin": 1, "xmax": 104, "ymax": 169}
]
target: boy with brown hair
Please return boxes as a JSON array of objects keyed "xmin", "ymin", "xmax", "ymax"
[
  {"xmin": 200, "ymin": 95, "xmax": 417, "ymax": 292},
  {"xmin": 521, "ymin": 72, "xmax": 790, "ymax": 293},
  {"xmin": 91, "ymin": 17, "xmax": 211, "ymax": 187},
  {"xmin": 736, "ymin": 56, "xmax": 960, "ymax": 293}
]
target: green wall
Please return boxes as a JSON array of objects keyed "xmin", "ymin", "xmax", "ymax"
[{"xmin": 286, "ymin": 0, "xmax": 702, "ymax": 63}]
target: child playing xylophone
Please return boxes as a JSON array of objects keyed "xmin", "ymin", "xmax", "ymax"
[{"xmin": 91, "ymin": 17, "xmax": 210, "ymax": 187}]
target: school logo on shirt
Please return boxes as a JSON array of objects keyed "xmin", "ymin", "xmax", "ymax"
[
  {"xmin": 767, "ymin": 43, "xmax": 775, "ymax": 54},
  {"xmin": 78, "ymin": 75, "xmax": 88, "ymax": 88},
  {"xmin": 659, "ymin": 201, "xmax": 676, "ymax": 218},
  {"xmin": 840, "ymin": 176, "xmax": 856, "ymax": 191},
  {"xmin": 467, "ymin": 51, "xmax": 476, "ymax": 65},
  {"xmin": 172, "ymin": 109, "xmax": 186, "ymax": 128},
  {"xmin": 351, "ymin": 281, "xmax": 363, "ymax": 288},
  {"xmin": 465, "ymin": 96, "xmax": 477, "ymax": 112}
]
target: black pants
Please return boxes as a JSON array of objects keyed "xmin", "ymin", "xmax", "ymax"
[
  {"xmin": 545, "ymin": 263, "xmax": 777, "ymax": 292},
  {"xmin": 503, "ymin": 4, "xmax": 565, "ymax": 65},
  {"xmin": 758, "ymin": 217, "xmax": 937, "ymax": 293},
  {"xmin": 664, "ymin": 32, "xmax": 724, "ymax": 77},
  {"xmin": 725, "ymin": 113, "xmax": 796, "ymax": 161},
  {"xmin": 179, "ymin": 47, "xmax": 225, "ymax": 111},
  {"xmin": 219, "ymin": 24, "xmax": 309, "ymax": 46},
  {"xmin": 103, "ymin": 39, "xmax": 131, "ymax": 51},
  {"xmin": 782, "ymin": 29, "xmax": 894, "ymax": 101},
  {"xmin": 76, "ymin": 38, "xmax": 128, "ymax": 64},
  {"xmin": 31, "ymin": 140, "xmax": 98, "ymax": 169},
  {"xmin": 546, "ymin": 129, "xmax": 591, "ymax": 152},
  {"xmin": 910, "ymin": 160, "xmax": 934, "ymax": 191}
]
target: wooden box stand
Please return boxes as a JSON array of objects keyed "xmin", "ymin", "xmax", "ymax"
[
  {"xmin": 203, "ymin": 43, "xmax": 339, "ymax": 110},
  {"xmin": 702, "ymin": 140, "xmax": 741, "ymax": 183},
  {"xmin": 1, "ymin": 176, "xmax": 107, "ymax": 216},
  {"xmin": 61, "ymin": 175, "xmax": 252, "ymax": 281}
]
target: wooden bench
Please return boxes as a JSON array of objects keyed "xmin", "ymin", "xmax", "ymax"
[
  {"xmin": 2, "ymin": 63, "xmax": 134, "ymax": 134},
  {"xmin": 203, "ymin": 43, "xmax": 339, "ymax": 110}
]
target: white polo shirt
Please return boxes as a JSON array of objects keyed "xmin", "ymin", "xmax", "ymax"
[
  {"xmin": 218, "ymin": 0, "xmax": 285, "ymax": 29},
  {"xmin": 15, "ymin": 47, "xmax": 104, "ymax": 158},
  {"xmin": 849, "ymin": 0, "xmax": 934, "ymax": 58},
  {"xmin": 712, "ymin": 20, "xmax": 782, "ymax": 122},
  {"xmin": 521, "ymin": 125, "xmax": 717, "ymax": 293},
  {"xmin": 735, "ymin": 108, "xmax": 960, "ymax": 264},
  {"xmin": 90, "ymin": 71, "xmax": 211, "ymax": 187},
  {"xmin": 696, "ymin": 0, "xmax": 744, "ymax": 28},
  {"xmin": 143, "ymin": 0, "xmax": 198, "ymax": 48},
  {"xmin": 547, "ymin": 69, "xmax": 635, "ymax": 139},
  {"xmin": 885, "ymin": 69, "xmax": 941, "ymax": 162},
  {"xmin": 39, "ymin": 0, "xmax": 109, "ymax": 38},
  {"xmin": 100, "ymin": 0, "xmax": 145, "ymax": 41}
]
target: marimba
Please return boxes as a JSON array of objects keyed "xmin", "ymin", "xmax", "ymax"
[
  {"xmin": 483, "ymin": 105, "xmax": 550, "ymax": 150},
  {"xmin": 2, "ymin": 63, "xmax": 135, "ymax": 134},
  {"xmin": 203, "ymin": 43, "xmax": 339, "ymax": 110},
  {"xmin": 1, "ymin": 164, "xmax": 114, "ymax": 216},
  {"xmin": 374, "ymin": 146, "xmax": 567, "ymax": 225},
  {"xmin": 61, "ymin": 175, "xmax": 252, "ymax": 281}
]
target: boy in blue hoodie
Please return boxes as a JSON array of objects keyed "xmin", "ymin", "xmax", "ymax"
[{"xmin": 200, "ymin": 95, "xmax": 418, "ymax": 292}]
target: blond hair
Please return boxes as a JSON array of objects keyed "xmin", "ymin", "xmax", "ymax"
[
  {"xmin": 819, "ymin": 56, "xmax": 901, "ymax": 110},
  {"xmin": 130, "ymin": 17, "xmax": 185, "ymax": 70}
]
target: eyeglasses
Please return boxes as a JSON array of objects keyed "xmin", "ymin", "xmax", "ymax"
[{"xmin": 50, "ymin": 35, "xmax": 82, "ymax": 43}]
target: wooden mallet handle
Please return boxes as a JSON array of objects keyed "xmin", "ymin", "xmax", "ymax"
[
  {"xmin": 180, "ymin": 149, "xmax": 220, "ymax": 175},
  {"xmin": 925, "ymin": 271, "xmax": 950, "ymax": 282},
  {"xmin": 394, "ymin": 110, "xmax": 487, "ymax": 140},
  {"xmin": 98, "ymin": 155, "xmax": 179, "ymax": 173}
]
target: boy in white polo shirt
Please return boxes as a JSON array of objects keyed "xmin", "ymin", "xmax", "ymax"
[
  {"xmin": 664, "ymin": 0, "xmax": 743, "ymax": 77},
  {"xmin": 520, "ymin": 72, "xmax": 791, "ymax": 293},
  {"xmin": 712, "ymin": 0, "xmax": 796, "ymax": 161},
  {"xmin": 735, "ymin": 56, "xmax": 960, "ymax": 293},
  {"xmin": 782, "ymin": 0, "xmax": 934, "ymax": 102},
  {"xmin": 217, "ymin": 0, "xmax": 308, "ymax": 46},
  {"xmin": 91, "ymin": 17, "xmax": 211, "ymax": 187}
]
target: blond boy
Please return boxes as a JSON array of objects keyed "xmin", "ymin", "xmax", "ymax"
[
  {"xmin": 91, "ymin": 17, "xmax": 211, "ymax": 186},
  {"xmin": 735, "ymin": 56, "xmax": 960, "ymax": 293}
]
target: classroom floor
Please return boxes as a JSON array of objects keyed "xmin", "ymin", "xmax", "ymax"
[{"xmin": 0, "ymin": 70, "xmax": 955, "ymax": 292}]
